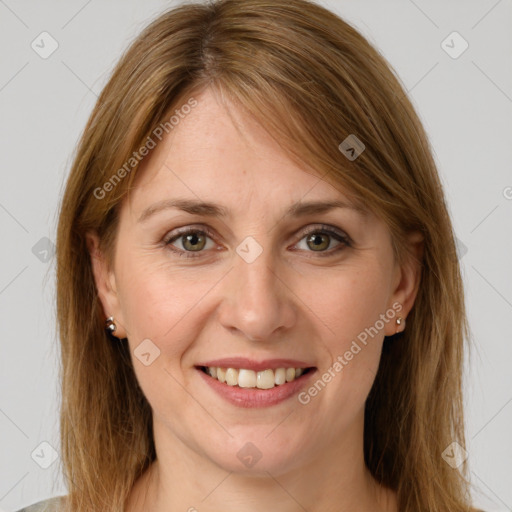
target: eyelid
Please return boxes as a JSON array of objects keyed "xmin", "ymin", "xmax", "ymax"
[
  {"xmin": 163, "ymin": 224, "xmax": 219, "ymax": 247},
  {"xmin": 297, "ymin": 224, "xmax": 352, "ymax": 245}
]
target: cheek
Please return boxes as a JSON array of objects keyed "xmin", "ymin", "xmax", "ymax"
[
  {"xmin": 115, "ymin": 258, "xmax": 213, "ymax": 418},
  {"xmin": 307, "ymin": 263, "xmax": 391, "ymax": 400},
  {"xmin": 116, "ymin": 248, "xmax": 215, "ymax": 341},
  {"xmin": 305, "ymin": 263, "xmax": 391, "ymax": 350}
]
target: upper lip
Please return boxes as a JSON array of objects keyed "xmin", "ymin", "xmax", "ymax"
[{"xmin": 196, "ymin": 357, "xmax": 315, "ymax": 372}]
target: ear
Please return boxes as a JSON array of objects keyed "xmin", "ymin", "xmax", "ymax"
[
  {"xmin": 384, "ymin": 231, "xmax": 424, "ymax": 336},
  {"xmin": 85, "ymin": 231, "xmax": 127, "ymax": 338}
]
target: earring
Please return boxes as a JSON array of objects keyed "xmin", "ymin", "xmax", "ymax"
[
  {"xmin": 105, "ymin": 316, "xmax": 117, "ymax": 334},
  {"xmin": 395, "ymin": 317, "xmax": 404, "ymax": 334}
]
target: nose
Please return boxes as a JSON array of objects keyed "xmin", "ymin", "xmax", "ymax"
[{"xmin": 217, "ymin": 242, "xmax": 297, "ymax": 342}]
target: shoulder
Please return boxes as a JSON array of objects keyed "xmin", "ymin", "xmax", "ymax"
[{"xmin": 15, "ymin": 495, "xmax": 66, "ymax": 512}]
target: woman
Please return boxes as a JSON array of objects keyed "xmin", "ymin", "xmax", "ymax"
[{"xmin": 18, "ymin": 0, "xmax": 484, "ymax": 510}]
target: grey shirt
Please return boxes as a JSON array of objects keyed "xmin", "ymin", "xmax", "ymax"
[
  {"xmin": 15, "ymin": 496, "xmax": 65, "ymax": 512},
  {"xmin": 16, "ymin": 494, "xmax": 490, "ymax": 511}
]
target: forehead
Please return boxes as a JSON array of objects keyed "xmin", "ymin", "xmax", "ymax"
[{"xmin": 126, "ymin": 88, "xmax": 358, "ymax": 217}]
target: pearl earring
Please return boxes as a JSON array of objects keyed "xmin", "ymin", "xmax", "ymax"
[
  {"xmin": 105, "ymin": 316, "xmax": 117, "ymax": 334},
  {"xmin": 395, "ymin": 316, "xmax": 404, "ymax": 334}
]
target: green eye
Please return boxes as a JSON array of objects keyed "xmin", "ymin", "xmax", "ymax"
[
  {"xmin": 165, "ymin": 228, "xmax": 215, "ymax": 256},
  {"xmin": 164, "ymin": 224, "xmax": 351, "ymax": 259},
  {"xmin": 294, "ymin": 226, "xmax": 351, "ymax": 256}
]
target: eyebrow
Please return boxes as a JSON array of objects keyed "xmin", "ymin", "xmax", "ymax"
[{"xmin": 137, "ymin": 197, "xmax": 366, "ymax": 223}]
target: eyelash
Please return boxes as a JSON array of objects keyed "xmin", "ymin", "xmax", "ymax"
[{"xmin": 163, "ymin": 224, "xmax": 352, "ymax": 259}]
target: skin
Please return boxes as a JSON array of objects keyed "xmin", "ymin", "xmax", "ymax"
[{"xmin": 87, "ymin": 87, "xmax": 422, "ymax": 512}]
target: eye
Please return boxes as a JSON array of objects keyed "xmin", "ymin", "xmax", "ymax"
[
  {"xmin": 163, "ymin": 224, "xmax": 351, "ymax": 259},
  {"xmin": 164, "ymin": 227, "xmax": 217, "ymax": 257},
  {"xmin": 293, "ymin": 225, "xmax": 351, "ymax": 256}
]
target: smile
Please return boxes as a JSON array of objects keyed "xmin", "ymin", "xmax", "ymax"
[
  {"xmin": 195, "ymin": 358, "xmax": 317, "ymax": 408},
  {"xmin": 198, "ymin": 366, "xmax": 313, "ymax": 389}
]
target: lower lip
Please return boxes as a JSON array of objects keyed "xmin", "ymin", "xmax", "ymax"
[{"xmin": 196, "ymin": 367, "xmax": 317, "ymax": 408}]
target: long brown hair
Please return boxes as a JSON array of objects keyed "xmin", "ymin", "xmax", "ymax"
[{"xmin": 56, "ymin": 0, "xmax": 480, "ymax": 510}]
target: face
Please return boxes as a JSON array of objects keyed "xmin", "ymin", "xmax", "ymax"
[{"xmin": 88, "ymin": 87, "xmax": 420, "ymax": 477}]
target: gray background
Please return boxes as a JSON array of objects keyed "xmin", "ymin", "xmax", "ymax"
[{"xmin": 1, "ymin": 1, "xmax": 511, "ymax": 511}]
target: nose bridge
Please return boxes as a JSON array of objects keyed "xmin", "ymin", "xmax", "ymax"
[
  {"xmin": 219, "ymin": 236, "xmax": 295, "ymax": 341},
  {"xmin": 238, "ymin": 239, "xmax": 277, "ymax": 300}
]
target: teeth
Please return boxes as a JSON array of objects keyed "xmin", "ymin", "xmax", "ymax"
[
  {"xmin": 238, "ymin": 369, "xmax": 257, "ymax": 388},
  {"xmin": 274, "ymin": 368, "xmax": 286, "ymax": 385},
  {"xmin": 217, "ymin": 367, "xmax": 226, "ymax": 383},
  {"xmin": 203, "ymin": 366, "xmax": 309, "ymax": 388},
  {"xmin": 225, "ymin": 368, "xmax": 238, "ymax": 386},
  {"xmin": 257, "ymin": 369, "xmax": 275, "ymax": 389}
]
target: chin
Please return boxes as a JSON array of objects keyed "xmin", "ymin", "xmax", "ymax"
[{"xmin": 202, "ymin": 432, "xmax": 307, "ymax": 477}]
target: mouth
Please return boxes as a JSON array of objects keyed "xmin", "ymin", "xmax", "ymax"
[
  {"xmin": 196, "ymin": 365, "xmax": 315, "ymax": 389},
  {"xmin": 194, "ymin": 357, "xmax": 317, "ymax": 407}
]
